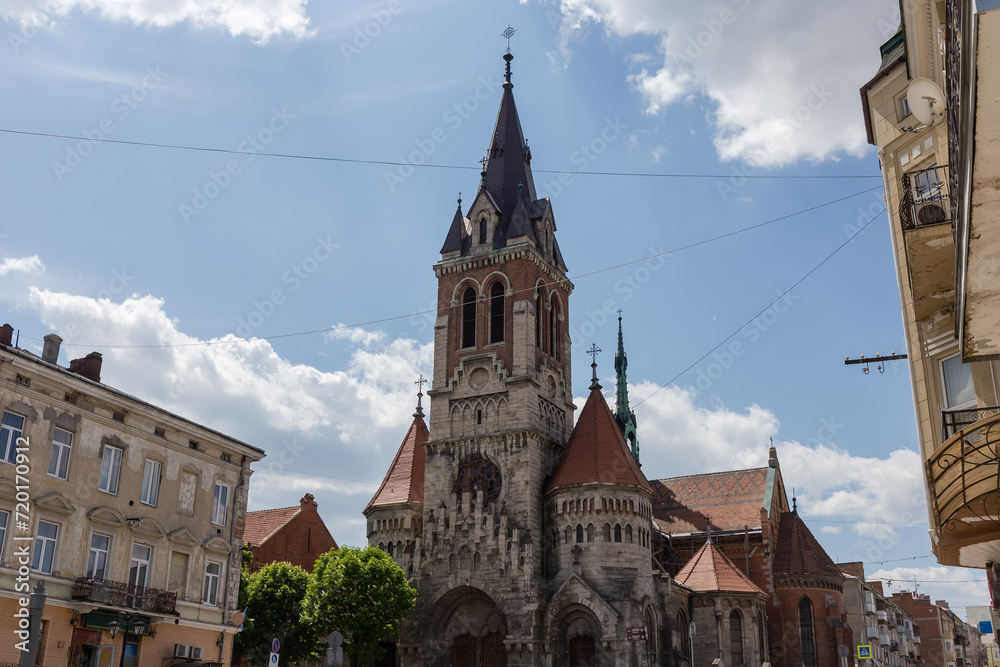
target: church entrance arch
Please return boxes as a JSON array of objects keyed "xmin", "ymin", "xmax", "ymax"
[
  {"xmin": 432, "ymin": 586, "xmax": 508, "ymax": 667},
  {"xmin": 552, "ymin": 604, "xmax": 603, "ymax": 666}
]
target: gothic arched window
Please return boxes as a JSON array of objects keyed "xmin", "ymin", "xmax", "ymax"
[
  {"xmin": 536, "ymin": 291, "xmax": 545, "ymax": 351},
  {"xmin": 614, "ymin": 524, "xmax": 622, "ymax": 543},
  {"xmin": 489, "ymin": 282, "xmax": 505, "ymax": 344},
  {"xmin": 479, "ymin": 217, "xmax": 488, "ymax": 244},
  {"xmin": 461, "ymin": 287, "xmax": 476, "ymax": 349},
  {"xmin": 452, "ymin": 456, "xmax": 502, "ymax": 506},
  {"xmin": 576, "ymin": 524, "xmax": 584, "ymax": 543},
  {"xmin": 799, "ymin": 597, "xmax": 816, "ymax": 667},
  {"xmin": 547, "ymin": 298, "xmax": 556, "ymax": 354},
  {"xmin": 730, "ymin": 610, "xmax": 744, "ymax": 666}
]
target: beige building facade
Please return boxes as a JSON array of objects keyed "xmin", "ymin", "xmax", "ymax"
[
  {"xmin": 860, "ymin": 0, "xmax": 1000, "ymax": 592},
  {"xmin": 0, "ymin": 325, "xmax": 263, "ymax": 665}
]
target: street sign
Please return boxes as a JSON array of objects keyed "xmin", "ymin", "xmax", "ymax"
[
  {"xmin": 329, "ymin": 631, "xmax": 344, "ymax": 647},
  {"xmin": 857, "ymin": 645, "xmax": 872, "ymax": 659},
  {"xmin": 269, "ymin": 652, "xmax": 279, "ymax": 666},
  {"xmin": 626, "ymin": 626, "xmax": 648, "ymax": 642},
  {"xmin": 272, "ymin": 638, "xmax": 281, "ymax": 653}
]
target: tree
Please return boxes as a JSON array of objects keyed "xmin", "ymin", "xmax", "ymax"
[
  {"xmin": 234, "ymin": 560, "xmax": 323, "ymax": 665},
  {"xmin": 303, "ymin": 546, "xmax": 417, "ymax": 660}
]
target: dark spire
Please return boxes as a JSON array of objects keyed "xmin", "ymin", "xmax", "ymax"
[
  {"xmin": 614, "ymin": 314, "xmax": 639, "ymax": 462},
  {"xmin": 440, "ymin": 197, "xmax": 466, "ymax": 254},
  {"xmin": 414, "ymin": 374, "xmax": 427, "ymax": 418}
]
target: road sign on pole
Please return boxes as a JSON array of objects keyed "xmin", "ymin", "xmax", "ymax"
[
  {"xmin": 272, "ymin": 638, "xmax": 281, "ymax": 653},
  {"xmin": 858, "ymin": 645, "xmax": 872, "ymax": 659},
  {"xmin": 269, "ymin": 652, "xmax": 279, "ymax": 666}
]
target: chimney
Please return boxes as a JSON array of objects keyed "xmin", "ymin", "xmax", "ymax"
[
  {"xmin": 42, "ymin": 334, "xmax": 62, "ymax": 364},
  {"xmin": 0, "ymin": 324, "xmax": 13, "ymax": 348},
  {"xmin": 69, "ymin": 352, "xmax": 103, "ymax": 383},
  {"xmin": 300, "ymin": 493, "xmax": 317, "ymax": 510}
]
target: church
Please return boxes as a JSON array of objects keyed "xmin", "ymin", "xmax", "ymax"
[{"xmin": 364, "ymin": 49, "xmax": 854, "ymax": 667}]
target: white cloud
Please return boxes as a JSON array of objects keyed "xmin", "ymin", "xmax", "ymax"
[
  {"xmin": 0, "ymin": 255, "xmax": 44, "ymax": 277},
  {"xmin": 821, "ymin": 525, "xmax": 842, "ymax": 534},
  {"xmin": 869, "ymin": 565, "xmax": 990, "ymax": 616},
  {"xmin": 552, "ymin": 0, "xmax": 899, "ymax": 166},
  {"xmin": 1, "ymin": 0, "xmax": 313, "ymax": 43},
  {"xmin": 27, "ymin": 288, "xmax": 430, "ymax": 546},
  {"xmin": 623, "ymin": 380, "xmax": 925, "ymax": 539}
]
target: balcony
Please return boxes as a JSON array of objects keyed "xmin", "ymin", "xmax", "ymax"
[
  {"xmin": 898, "ymin": 164, "xmax": 956, "ymax": 321},
  {"xmin": 878, "ymin": 610, "xmax": 889, "ymax": 621},
  {"xmin": 881, "ymin": 633, "xmax": 892, "ymax": 646},
  {"xmin": 72, "ymin": 577, "xmax": 177, "ymax": 614},
  {"xmin": 943, "ymin": 406, "xmax": 1000, "ymax": 440},
  {"xmin": 901, "ymin": 165, "xmax": 951, "ymax": 231},
  {"xmin": 925, "ymin": 410, "xmax": 1000, "ymax": 567},
  {"xmin": 868, "ymin": 626, "xmax": 881, "ymax": 639}
]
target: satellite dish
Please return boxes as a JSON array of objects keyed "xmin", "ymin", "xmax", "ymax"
[{"xmin": 906, "ymin": 77, "xmax": 946, "ymax": 125}]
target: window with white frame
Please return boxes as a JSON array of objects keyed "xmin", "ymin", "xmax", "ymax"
[
  {"xmin": 98, "ymin": 445, "xmax": 123, "ymax": 494},
  {"xmin": 32, "ymin": 520, "xmax": 58, "ymax": 574},
  {"xmin": 140, "ymin": 459, "xmax": 161, "ymax": 506},
  {"xmin": 0, "ymin": 510, "xmax": 7, "ymax": 561},
  {"xmin": 47, "ymin": 428, "xmax": 73, "ymax": 480},
  {"xmin": 203, "ymin": 561, "xmax": 221, "ymax": 605},
  {"xmin": 129, "ymin": 544, "xmax": 151, "ymax": 588},
  {"xmin": 212, "ymin": 482, "xmax": 229, "ymax": 526},
  {"xmin": 0, "ymin": 411, "xmax": 25, "ymax": 464},
  {"xmin": 945, "ymin": 639, "xmax": 954, "ymax": 653},
  {"xmin": 942, "ymin": 355, "xmax": 976, "ymax": 409},
  {"xmin": 87, "ymin": 533, "xmax": 111, "ymax": 580}
]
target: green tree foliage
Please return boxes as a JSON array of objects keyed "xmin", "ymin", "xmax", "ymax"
[
  {"xmin": 235, "ymin": 560, "xmax": 323, "ymax": 665},
  {"xmin": 303, "ymin": 546, "xmax": 417, "ymax": 659}
]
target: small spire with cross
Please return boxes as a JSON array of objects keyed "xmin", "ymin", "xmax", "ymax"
[
  {"xmin": 457, "ymin": 192, "xmax": 461, "ymax": 207},
  {"xmin": 588, "ymin": 344, "xmax": 602, "ymax": 390},
  {"xmin": 501, "ymin": 25, "xmax": 516, "ymax": 88},
  {"xmin": 414, "ymin": 374, "xmax": 427, "ymax": 418}
]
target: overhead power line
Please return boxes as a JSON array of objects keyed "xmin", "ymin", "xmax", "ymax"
[
  {"xmin": 26, "ymin": 185, "xmax": 883, "ymax": 350},
  {"xmin": 0, "ymin": 127, "xmax": 883, "ymax": 180}
]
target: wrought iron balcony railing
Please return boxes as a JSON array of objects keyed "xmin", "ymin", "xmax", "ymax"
[
  {"xmin": 900, "ymin": 164, "xmax": 951, "ymax": 230},
  {"xmin": 72, "ymin": 577, "xmax": 177, "ymax": 614},
  {"xmin": 943, "ymin": 406, "xmax": 1000, "ymax": 441},
  {"xmin": 926, "ymin": 411, "xmax": 1000, "ymax": 533}
]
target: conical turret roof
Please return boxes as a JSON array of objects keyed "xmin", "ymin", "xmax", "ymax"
[
  {"xmin": 676, "ymin": 540, "xmax": 765, "ymax": 595},
  {"xmin": 364, "ymin": 413, "xmax": 428, "ymax": 513}
]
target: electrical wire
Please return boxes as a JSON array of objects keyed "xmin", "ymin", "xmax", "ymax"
[
  {"xmin": 24, "ymin": 185, "xmax": 884, "ymax": 350},
  {"xmin": 0, "ymin": 127, "xmax": 883, "ymax": 180}
]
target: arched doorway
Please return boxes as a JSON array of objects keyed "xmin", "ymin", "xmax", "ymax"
[
  {"xmin": 568, "ymin": 634, "xmax": 596, "ymax": 666},
  {"xmin": 433, "ymin": 586, "xmax": 508, "ymax": 667},
  {"xmin": 552, "ymin": 604, "xmax": 603, "ymax": 666}
]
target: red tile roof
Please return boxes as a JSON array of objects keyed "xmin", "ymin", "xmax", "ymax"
[
  {"xmin": 547, "ymin": 387, "xmax": 651, "ymax": 492},
  {"xmin": 365, "ymin": 415, "xmax": 428, "ymax": 512},
  {"xmin": 244, "ymin": 506, "xmax": 301, "ymax": 547},
  {"xmin": 651, "ymin": 468, "xmax": 769, "ymax": 534},
  {"xmin": 675, "ymin": 540, "xmax": 765, "ymax": 595},
  {"xmin": 773, "ymin": 511, "xmax": 842, "ymax": 579}
]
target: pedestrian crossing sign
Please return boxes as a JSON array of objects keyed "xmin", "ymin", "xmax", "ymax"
[{"xmin": 858, "ymin": 645, "xmax": 872, "ymax": 659}]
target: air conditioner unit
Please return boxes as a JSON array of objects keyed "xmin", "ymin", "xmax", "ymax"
[
  {"xmin": 189, "ymin": 647, "xmax": 203, "ymax": 660},
  {"xmin": 916, "ymin": 202, "xmax": 948, "ymax": 226},
  {"xmin": 173, "ymin": 645, "xmax": 190, "ymax": 658}
]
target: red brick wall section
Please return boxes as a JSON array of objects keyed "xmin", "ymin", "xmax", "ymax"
[
  {"xmin": 767, "ymin": 588, "xmax": 847, "ymax": 667},
  {"xmin": 250, "ymin": 503, "xmax": 337, "ymax": 572}
]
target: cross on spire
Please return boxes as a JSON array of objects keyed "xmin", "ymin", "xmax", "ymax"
[
  {"xmin": 502, "ymin": 25, "xmax": 516, "ymax": 53},
  {"xmin": 414, "ymin": 374, "xmax": 427, "ymax": 418},
  {"xmin": 588, "ymin": 344, "xmax": 602, "ymax": 390}
]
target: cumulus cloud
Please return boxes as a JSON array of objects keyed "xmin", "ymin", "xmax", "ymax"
[
  {"xmin": 1, "ymin": 0, "xmax": 313, "ymax": 43},
  {"xmin": 552, "ymin": 0, "xmax": 899, "ymax": 166},
  {"xmin": 0, "ymin": 255, "xmax": 44, "ymax": 277},
  {"xmin": 27, "ymin": 288, "xmax": 430, "ymax": 545},
  {"xmin": 621, "ymin": 380, "xmax": 925, "ymax": 539},
  {"xmin": 869, "ymin": 565, "xmax": 990, "ymax": 613}
]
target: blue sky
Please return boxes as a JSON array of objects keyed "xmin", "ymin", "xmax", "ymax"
[{"xmin": 1, "ymin": 0, "xmax": 987, "ymax": 613}]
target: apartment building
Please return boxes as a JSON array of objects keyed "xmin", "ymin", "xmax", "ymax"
[
  {"xmin": 859, "ymin": 0, "xmax": 1000, "ymax": 615},
  {"xmin": 0, "ymin": 325, "xmax": 264, "ymax": 665},
  {"xmin": 840, "ymin": 562, "xmax": 923, "ymax": 666}
]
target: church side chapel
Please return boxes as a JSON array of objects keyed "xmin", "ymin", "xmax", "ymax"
[{"xmin": 364, "ymin": 43, "xmax": 853, "ymax": 667}]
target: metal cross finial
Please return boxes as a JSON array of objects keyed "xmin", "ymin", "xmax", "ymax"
[
  {"xmin": 617, "ymin": 308, "xmax": 623, "ymax": 318},
  {"xmin": 502, "ymin": 25, "xmax": 516, "ymax": 53},
  {"xmin": 479, "ymin": 155, "xmax": 488, "ymax": 170},
  {"xmin": 414, "ymin": 374, "xmax": 427, "ymax": 418},
  {"xmin": 415, "ymin": 374, "xmax": 427, "ymax": 392},
  {"xmin": 457, "ymin": 192, "xmax": 462, "ymax": 206},
  {"xmin": 588, "ymin": 344, "xmax": 601, "ymax": 365}
]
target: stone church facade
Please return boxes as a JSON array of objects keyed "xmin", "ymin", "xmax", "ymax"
[{"xmin": 364, "ymin": 51, "xmax": 853, "ymax": 667}]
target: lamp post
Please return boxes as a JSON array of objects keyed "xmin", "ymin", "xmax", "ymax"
[{"xmin": 107, "ymin": 612, "xmax": 146, "ymax": 667}]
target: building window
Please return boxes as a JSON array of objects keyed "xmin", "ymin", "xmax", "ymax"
[
  {"xmin": 730, "ymin": 610, "xmax": 744, "ymax": 666},
  {"xmin": 489, "ymin": 282, "xmax": 505, "ymax": 344},
  {"xmin": 32, "ymin": 520, "xmax": 58, "ymax": 574},
  {"xmin": 87, "ymin": 533, "xmax": 111, "ymax": 579},
  {"xmin": 552, "ymin": 300, "xmax": 562, "ymax": 360},
  {"xmin": 140, "ymin": 460, "xmax": 161, "ymax": 507},
  {"xmin": 479, "ymin": 218, "xmax": 488, "ymax": 244},
  {"xmin": 204, "ymin": 561, "xmax": 221, "ymax": 606},
  {"xmin": 576, "ymin": 524, "xmax": 584, "ymax": 543},
  {"xmin": 942, "ymin": 355, "xmax": 975, "ymax": 409},
  {"xmin": 98, "ymin": 445, "xmax": 123, "ymax": 494},
  {"xmin": 0, "ymin": 411, "xmax": 25, "ymax": 464},
  {"xmin": 0, "ymin": 511, "xmax": 7, "ymax": 561},
  {"xmin": 47, "ymin": 428, "xmax": 73, "ymax": 480},
  {"xmin": 461, "ymin": 288, "xmax": 477, "ymax": 349},
  {"xmin": 536, "ymin": 293, "xmax": 544, "ymax": 350},
  {"xmin": 548, "ymin": 299, "xmax": 556, "ymax": 353},
  {"xmin": 129, "ymin": 544, "xmax": 151, "ymax": 588},
  {"xmin": 212, "ymin": 482, "xmax": 230, "ymax": 526},
  {"xmin": 799, "ymin": 597, "xmax": 816, "ymax": 667}
]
